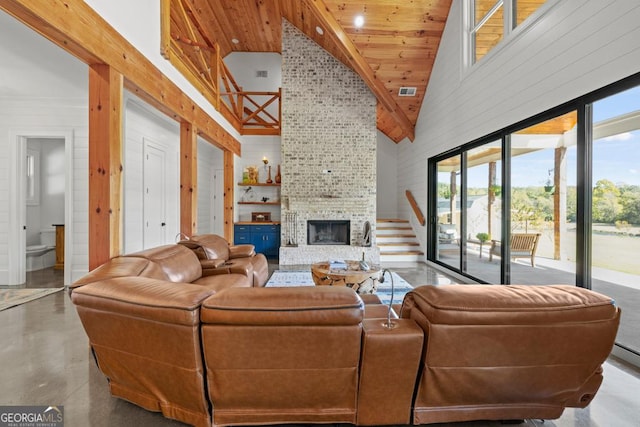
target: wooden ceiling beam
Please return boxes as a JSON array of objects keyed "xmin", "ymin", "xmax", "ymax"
[{"xmin": 304, "ymin": 0, "xmax": 415, "ymax": 142}]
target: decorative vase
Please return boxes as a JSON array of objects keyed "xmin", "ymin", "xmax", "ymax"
[
  {"xmin": 275, "ymin": 164, "xmax": 281, "ymax": 184},
  {"xmin": 266, "ymin": 165, "xmax": 273, "ymax": 184}
]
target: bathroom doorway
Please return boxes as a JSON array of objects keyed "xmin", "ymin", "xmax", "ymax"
[{"xmin": 8, "ymin": 130, "xmax": 73, "ymax": 287}]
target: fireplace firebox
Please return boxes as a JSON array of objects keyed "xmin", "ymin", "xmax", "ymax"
[{"xmin": 307, "ymin": 220, "xmax": 350, "ymax": 245}]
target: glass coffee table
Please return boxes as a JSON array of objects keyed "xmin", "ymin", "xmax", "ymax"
[{"xmin": 310, "ymin": 260, "xmax": 382, "ymax": 294}]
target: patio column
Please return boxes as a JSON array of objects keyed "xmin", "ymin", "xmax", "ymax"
[
  {"xmin": 488, "ymin": 161, "xmax": 497, "ymax": 238},
  {"xmin": 554, "ymin": 147, "xmax": 567, "ymax": 260},
  {"xmin": 450, "ymin": 171, "xmax": 457, "ymax": 224}
]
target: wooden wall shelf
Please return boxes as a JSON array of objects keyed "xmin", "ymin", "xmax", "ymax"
[
  {"xmin": 238, "ymin": 182, "xmax": 280, "ymax": 187},
  {"xmin": 238, "ymin": 201, "xmax": 281, "ymax": 205}
]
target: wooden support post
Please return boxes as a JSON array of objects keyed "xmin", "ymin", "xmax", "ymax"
[
  {"xmin": 554, "ymin": 147, "xmax": 567, "ymax": 260},
  {"xmin": 180, "ymin": 121, "xmax": 198, "ymax": 237},
  {"xmin": 223, "ymin": 150, "xmax": 235, "ymax": 242},
  {"xmin": 488, "ymin": 161, "xmax": 497, "ymax": 237},
  {"xmin": 89, "ymin": 64, "xmax": 123, "ymax": 270}
]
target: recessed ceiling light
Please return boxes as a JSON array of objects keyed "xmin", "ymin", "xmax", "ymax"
[
  {"xmin": 315, "ymin": 26, "xmax": 324, "ymax": 35},
  {"xmin": 354, "ymin": 15, "xmax": 364, "ymax": 28},
  {"xmin": 231, "ymin": 38, "xmax": 240, "ymax": 44}
]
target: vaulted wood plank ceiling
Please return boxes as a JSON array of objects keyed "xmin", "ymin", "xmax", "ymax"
[{"xmin": 168, "ymin": 0, "xmax": 453, "ymax": 143}]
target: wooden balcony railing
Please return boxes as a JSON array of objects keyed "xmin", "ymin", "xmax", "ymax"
[
  {"xmin": 165, "ymin": 23, "xmax": 280, "ymax": 135},
  {"xmin": 219, "ymin": 61, "xmax": 281, "ymax": 135}
]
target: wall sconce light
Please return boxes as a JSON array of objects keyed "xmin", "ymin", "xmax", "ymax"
[{"xmin": 262, "ymin": 156, "xmax": 269, "ymax": 165}]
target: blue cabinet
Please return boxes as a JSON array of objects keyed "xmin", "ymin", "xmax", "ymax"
[{"xmin": 234, "ymin": 224, "xmax": 280, "ymax": 259}]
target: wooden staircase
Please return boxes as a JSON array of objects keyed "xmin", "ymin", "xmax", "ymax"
[{"xmin": 377, "ymin": 219, "xmax": 424, "ymax": 263}]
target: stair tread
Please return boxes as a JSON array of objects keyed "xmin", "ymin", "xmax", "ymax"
[
  {"xmin": 377, "ymin": 234, "xmax": 416, "ymax": 238},
  {"xmin": 381, "ymin": 251, "xmax": 424, "ymax": 255},
  {"xmin": 378, "ymin": 242, "xmax": 420, "ymax": 246},
  {"xmin": 377, "ymin": 218, "xmax": 409, "ymax": 223},
  {"xmin": 377, "ymin": 227, "xmax": 412, "ymax": 230}
]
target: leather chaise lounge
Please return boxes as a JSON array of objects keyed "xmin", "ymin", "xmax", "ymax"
[{"xmin": 70, "ymin": 239, "xmax": 620, "ymax": 427}]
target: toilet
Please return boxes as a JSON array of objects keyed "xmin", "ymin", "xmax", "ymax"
[{"xmin": 26, "ymin": 229, "xmax": 56, "ymax": 271}]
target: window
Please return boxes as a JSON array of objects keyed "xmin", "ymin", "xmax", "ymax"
[
  {"xmin": 26, "ymin": 148, "xmax": 40, "ymax": 206},
  {"xmin": 469, "ymin": 0, "xmax": 548, "ymax": 63}
]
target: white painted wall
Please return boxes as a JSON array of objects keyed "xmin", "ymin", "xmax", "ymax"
[
  {"xmin": 123, "ymin": 96, "xmax": 181, "ymax": 253},
  {"xmin": 399, "ymin": 0, "xmax": 640, "ymax": 252},
  {"xmin": 376, "ymin": 131, "xmax": 398, "ymax": 219}
]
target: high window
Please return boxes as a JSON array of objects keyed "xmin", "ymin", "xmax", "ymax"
[{"xmin": 469, "ymin": 0, "xmax": 549, "ymax": 63}]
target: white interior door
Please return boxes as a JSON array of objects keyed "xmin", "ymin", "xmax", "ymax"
[
  {"xmin": 213, "ymin": 168, "xmax": 224, "ymax": 236},
  {"xmin": 144, "ymin": 143, "xmax": 166, "ymax": 248}
]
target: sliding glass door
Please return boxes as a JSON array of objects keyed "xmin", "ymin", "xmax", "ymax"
[
  {"xmin": 592, "ymin": 86, "xmax": 640, "ymax": 356},
  {"xmin": 509, "ymin": 112, "xmax": 577, "ymax": 285},
  {"xmin": 463, "ymin": 142, "xmax": 502, "ymax": 282},
  {"xmin": 436, "ymin": 155, "xmax": 461, "ymax": 269},
  {"xmin": 428, "ymin": 74, "xmax": 640, "ymax": 365}
]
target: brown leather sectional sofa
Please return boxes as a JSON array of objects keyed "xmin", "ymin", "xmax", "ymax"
[{"xmin": 70, "ymin": 240, "xmax": 620, "ymax": 427}]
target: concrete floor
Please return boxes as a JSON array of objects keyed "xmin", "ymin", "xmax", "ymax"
[{"xmin": 1, "ymin": 264, "xmax": 639, "ymax": 426}]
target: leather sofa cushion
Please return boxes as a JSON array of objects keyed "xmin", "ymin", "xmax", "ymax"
[
  {"xmin": 71, "ymin": 276, "xmax": 215, "ymax": 326},
  {"xmin": 127, "ymin": 244, "xmax": 202, "ymax": 283},
  {"xmin": 405, "ymin": 284, "xmax": 618, "ymax": 325},
  {"xmin": 193, "ymin": 273, "xmax": 251, "ymax": 291},
  {"xmin": 201, "ymin": 286, "xmax": 363, "ymax": 326}
]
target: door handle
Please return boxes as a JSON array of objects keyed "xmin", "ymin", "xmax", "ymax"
[{"xmin": 161, "ymin": 222, "xmax": 166, "ymax": 227}]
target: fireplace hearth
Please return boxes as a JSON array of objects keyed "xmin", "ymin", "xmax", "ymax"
[{"xmin": 307, "ymin": 220, "xmax": 350, "ymax": 245}]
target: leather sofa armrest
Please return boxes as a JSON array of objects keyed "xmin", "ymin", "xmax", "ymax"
[
  {"xmin": 200, "ymin": 259, "xmax": 227, "ymax": 269},
  {"xmin": 357, "ymin": 319, "xmax": 423, "ymax": 425},
  {"xmin": 229, "ymin": 244, "xmax": 256, "ymax": 259}
]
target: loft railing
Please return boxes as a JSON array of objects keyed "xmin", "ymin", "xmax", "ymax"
[
  {"xmin": 219, "ymin": 61, "xmax": 281, "ymax": 135},
  {"xmin": 165, "ymin": 24, "xmax": 280, "ymax": 135}
]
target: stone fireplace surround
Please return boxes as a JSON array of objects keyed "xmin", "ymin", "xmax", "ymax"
[
  {"xmin": 278, "ymin": 20, "xmax": 379, "ymax": 265},
  {"xmin": 279, "ymin": 196, "xmax": 380, "ymax": 265}
]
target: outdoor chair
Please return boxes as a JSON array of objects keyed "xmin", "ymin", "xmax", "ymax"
[
  {"xmin": 489, "ymin": 233, "xmax": 541, "ymax": 267},
  {"xmin": 438, "ymin": 224, "xmax": 459, "ymax": 244}
]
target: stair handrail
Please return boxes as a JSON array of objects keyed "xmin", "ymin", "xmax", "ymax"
[{"xmin": 405, "ymin": 190, "xmax": 426, "ymax": 226}]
